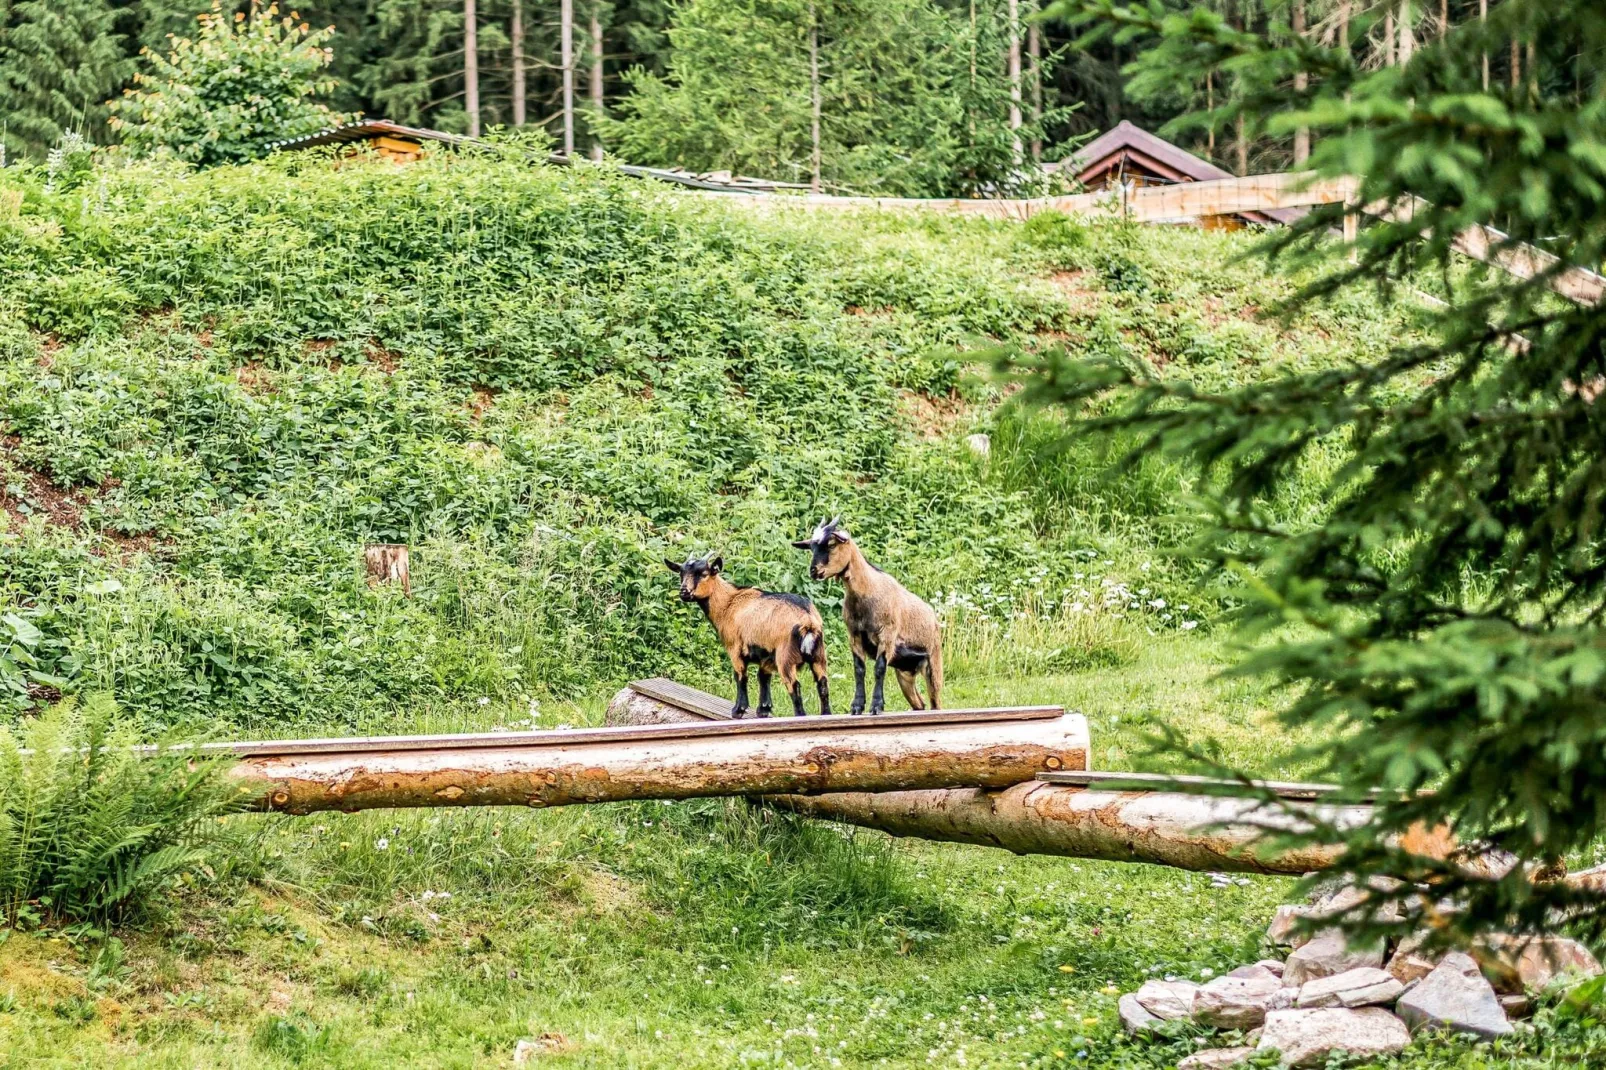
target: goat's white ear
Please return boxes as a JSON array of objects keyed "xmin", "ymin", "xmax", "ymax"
[
  {"xmin": 829, "ymin": 529, "xmax": 849, "ymax": 544},
  {"xmin": 709, "ymin": 556, "xmax": 724, "ymax": 573},
  {"xmin": 664, "ymin": 558, "xmax": 683, "ymax": 574}
]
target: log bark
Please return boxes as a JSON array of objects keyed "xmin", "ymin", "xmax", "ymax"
[
  {"xmin": 767, "ymin": 783, "xmax": 1363, "ymax": 874},
  {"xmin": 233, "ymin": 704, "xmax": 1088, "ymax": 815},
  {"xmin": 606, "ymin": 683, "xmax": 1348, "ymax": 873}
]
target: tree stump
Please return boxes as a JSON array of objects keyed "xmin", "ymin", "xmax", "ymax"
[{"xmin": 364, "ymin": 543, "xmax": 410, "ymax": 595}]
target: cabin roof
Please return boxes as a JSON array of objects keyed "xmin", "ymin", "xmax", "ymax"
[{"xmin": 1049, "ymin": 120, "xmax": 1299, "ymax": 224}]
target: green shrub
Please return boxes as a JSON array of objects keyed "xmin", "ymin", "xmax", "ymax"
[{"xmin": 0, "ymin": 694, "xmax": 241, "ymax": 927}]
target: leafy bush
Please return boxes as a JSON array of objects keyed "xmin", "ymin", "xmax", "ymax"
[
  {"xmin": 0, "ymin": 694, "xmax": 240, "ymax": 927},
  {"xmin": 109, "ymin": 2, "xmax": 345, "ymax": 167}
]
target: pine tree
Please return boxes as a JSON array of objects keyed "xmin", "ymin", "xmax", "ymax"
[
  {"xmin": 0, "ymin": 0, "xmax": 131, "ymax": 159},
  {"xmin": 1047, "ymin": 0, "xmax": 1606, "ymax": 940}
]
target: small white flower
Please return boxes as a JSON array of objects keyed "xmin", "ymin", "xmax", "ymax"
[
  {"xmin": 477, "ymin": 696, "xmax": 491, "ymax": 706},
  {"xmin": 1181, "ymin": 620, "xmax": 1199, "ymax": 631},
  {"xmin": 1148, "ymin": 598, "xmax": 1165, "ymax": 609},
  {"xmin": 375, "ymin": 838, "xmax": 390, "ymax": 850}
]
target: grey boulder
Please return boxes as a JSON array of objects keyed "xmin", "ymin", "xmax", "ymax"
[
  {"xmin": 1282, "ymin": 930, "xmax": 1385, "ymax": 987},
  {"xmin": 1193, "ymin": 972, "xmax": 1284, "ymax": 1030},
  {"xmin": 1256, "ymin": 1007, "xmax": 1411, "ymax": 1068},
  {"xmin": 1395, "ymin": 951, "xmax": 1513, "ymax": 1038},
  {"xmin": 1294, "ymin": 966, "xmax": 1404, "ymax": 1009}
]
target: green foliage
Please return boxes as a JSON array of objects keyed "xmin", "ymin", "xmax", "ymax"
[
  {"xmin": 1045, "ymin": 0, "xmax": 1606, "ymax": 943},
  {"xmin": 0, "ymin": 694, "xmax": 240, "ymax": 927},
  {"xmin": 602, "ymin": 0, "xmax": 1065, "ymax": 196},
  {"xmin": 0, "ymin": 0, "xmax": 131, "ymax": 161},
  {"xmin": 109, "ymin": 1, "xmax": 345, "ymax": 167}
]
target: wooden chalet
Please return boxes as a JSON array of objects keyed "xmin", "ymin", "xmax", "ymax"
[{"xmin": 1047, "ymin": 120, "xmax": 1299, "ymax": 226}]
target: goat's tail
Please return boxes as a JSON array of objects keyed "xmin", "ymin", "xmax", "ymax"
[{"xmin": 797, "ymin": 626, "xmax": 821, "ymax": 660}]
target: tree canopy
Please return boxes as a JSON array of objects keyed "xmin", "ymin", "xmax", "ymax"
[{"xmin": 1033, "ymin": 0, "xmax": 1606, "ymax": 940}]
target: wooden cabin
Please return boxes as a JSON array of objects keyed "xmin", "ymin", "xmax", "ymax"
[{"xmin": 1046, "ymin": 121, "xmax": 1299, "ymax": 227}]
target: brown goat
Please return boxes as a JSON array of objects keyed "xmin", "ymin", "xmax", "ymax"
[
  {"xmin": 665, "ymin": 555, "xmax": 831, "ymax": 717},
  {"xmin": 791, "ymin": 519, "xmax": 941, "ymax": 715}
]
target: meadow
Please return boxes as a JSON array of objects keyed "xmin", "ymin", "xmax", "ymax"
[{"xmin": 2, "ymin": 151, "xmax": 1600, "ymax": 1067}]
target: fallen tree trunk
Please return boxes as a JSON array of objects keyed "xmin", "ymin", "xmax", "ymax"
[
  {"xmin": 605, "ymin": 683, "xmax": 1354, "ymax": 874},
  {"xmin": 233, "ymin": 703, "xmax": 1086, "ymax": 815},
  {"xmin": 765, "ymin": 783, "xmax": 1365, "ymax": 874}
]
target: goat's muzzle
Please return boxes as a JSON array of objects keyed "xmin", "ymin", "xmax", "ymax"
[{"xmin": 679, "ymin": 589, "xmax": 696, "ymax": 602}]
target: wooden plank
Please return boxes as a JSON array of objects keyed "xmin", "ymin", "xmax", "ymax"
[
  {"xmin": 180, "ymin": 695, "xmax": 1063, "ymax": 759},
  {"xmin": 1376, "ymin": 195, "xmax": 1605, "ymax": 306},
  {"xmin": 1037, "ymin": 769, "xmax": 1381, "ymax": 801},
  {"xmin": 626, "ymin": 677, "xmax": 1061, "ymax": 727}
]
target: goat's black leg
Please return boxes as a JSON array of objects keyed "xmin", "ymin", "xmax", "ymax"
[
  {"xmin": 787, "ymin": 677, "xmax": 805, "ymax": 717},
  {"xmin": 870, "ymin": 653, "xmax": 888, "ymax": 715},
  {"xmin": 814, "ymin": 667, "xmax": 832, "ymax": 717},
  {"xmin": 732, "ymin": 666, "xmax": 750, "ymax": 718},
  {"xmin": 850, "ymin": 654, "xmax": 866, "ymax": 715},
  {"xmin": 757, "ymin": 668, "xmax": 774, "ymax": 718}
]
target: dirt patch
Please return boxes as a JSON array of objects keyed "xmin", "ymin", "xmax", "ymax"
[
  {"xmin": 1050, "ymin": 270, "xmax": 1104, "ymax": 304},
  {"xmin": 845, "ymin": 304, "xmax": 896, "ymax": 318},
  {"xmin": 467, "ymin": 386, "xmax": 497, "ymax": 422},
  {"xmin": 37, "ymin": 335, "xmax": 62, "ymax": 369},
  {"xmin": 897, "ymin": 390, "xmax": 968, "ymax": 442},
  {"xmin": 364, "ymin": 341, "xmax": 400, "ymax": 374},
  {"xmin": 0, "ymin": 436, "xmax": 87, "ymax": 530},
  {"xmin": 234, "ymin": 361, "xmax": 274, "ymax": 395}
]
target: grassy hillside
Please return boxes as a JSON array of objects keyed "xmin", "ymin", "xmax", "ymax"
[{"xmin": 5, "ymin": 154, "xmax": 1598, "ymax": 1068}]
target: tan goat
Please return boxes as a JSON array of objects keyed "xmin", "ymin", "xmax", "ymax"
[
  {"xmin": 791, "ymin": 519, "xmax": 941, "ymax": 714},
  {"xmin": 665, "ymin": 554, "xmax": 831, "ymax": 717}
]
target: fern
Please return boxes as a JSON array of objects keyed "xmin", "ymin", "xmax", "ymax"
[{"xmin": 0, "ymin": 695, "xmax": 242, "ymax": 927}]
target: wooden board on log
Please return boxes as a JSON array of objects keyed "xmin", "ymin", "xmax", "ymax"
[{"xmin": 625, "ymin": 677, "xmax": 1059, "ymax": 727}]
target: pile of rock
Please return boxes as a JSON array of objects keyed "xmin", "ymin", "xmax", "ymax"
[{"xmin": 1117, "ymin": 879, "xmax": 1601, "ymax": 1068}]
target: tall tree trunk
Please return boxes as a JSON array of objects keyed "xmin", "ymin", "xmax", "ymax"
[
  {"xmin": 809, "ymin": 4, "xmax": 822, "ymax": 194},
  {"xmin": 590, "ymin": 6, "xmax": 604, "ymax": 160},
  {"xmin": 1480, "ymin": 0, "xmax": 1489, "ymax": 90},
  {"xmin": 1028, "ymin": 17, "xmax": 1042, "ymax": 162},
  {"xmin": 1510, "ymin": 38, "xmax": 1519, "ymax": 90},
  {"xmin": 510, "ymin": 0, "xmax": 525, "ymax": 126},
  {"xmin": 464, "ymin": 0, "xmax": 480, "ymax": 137},
  {"xmin": 560, "ymin": 0, "xmax": 575, "ymax": 153},
  {"xmin": 1397, "ymin": 0, "xmax": 1414, "ymax": 66},
  {"xmin": 1439, "ymin": 0, "xmax": 1447, "ymax": 38},
  {"xmin": 1007, "ymin": 0, "xmax": 1022, "ymax": 165},
  {"xmin": 1384, "ymin": 6, "xmax": 1395, "ymax": 67},
  {"xmin": 1526, "ymin": 41, "xmax": 1536, "ymax": 101},
  {"xmin": 1292, "ymin": 0, "xmax": 1309, "ymax": 165},
  {"xmin": 1233, "ymin": 8, "xmax": 1246, "ymax": 176}
]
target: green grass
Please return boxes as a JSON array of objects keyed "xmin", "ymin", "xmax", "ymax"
[{"xmin": 2, "ymin": 155, "xmax": 1601, "ymax": 1067}]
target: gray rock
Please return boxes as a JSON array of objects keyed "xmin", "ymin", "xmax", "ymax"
[
  {"xmin": 1395, "ymin": 951, "xmax": 1513, "ymax": 1038},
  {"xmin": 965, "ymin": 433, "xmax": 991, "ymax": 458},
  {"xmin": 1254, "ymin": 959, "xmax": 1286, "ymax": 978},
  {"xmin": 1193, "ymin": 972, "xmax": 1284, "ymax": 1030},
  {"xmin": 1499, "ymin": 992, "xmax": 1534, "ymax": 1020},
  {"xmin": 1474, "ymin": 933, "xmax": 1603, "ymax": 994},
  {"xmin": 1282, "ymin": 930, "xmax": 1385, "ymax": 988},
  {"xmin": 1266, "ymin": 905, "xmax": 1313, "ymax": 948},
  {"xmin": 1228, "ymin": 963, "xmax": 1280, "ymax": 981},
  {"xmin": 1267, "ymin": 987, "xmax": 1296, "ymax": 1011},
  {"xmin": 1133, "ymin": 978, "xmax": 1200, "ymax": 1020},
  {"xmin": 1386, "ymin": 931, "xmax": 1442, "ymax": 986},
  {"xmin": 1118, "ymin": 993, "xmax": 1161, "ymax": 1036},
  {"xmin": 1312, "ymin": 880, "xmax": 1404, "ymax": 925},
  {"xmin": 1294, "ymin": 967, "xmax": 1405, "ymax": 1009},
  {"xmin": 1177, "ymin": 1047, "xmax": 1256, "ymax": 1070},
  {"xmin": 1256, "ymin": 1007, "xmax": 1411, "ymax": 1068}
]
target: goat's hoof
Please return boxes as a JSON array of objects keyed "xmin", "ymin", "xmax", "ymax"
[
  {"xmin": 756, "ymin": 707, "xmax": 772, "ymax": 718},
  {"xmin": 869, "ymin": 706, "xmax": 884, "ymax": 716},
  {"xmin": 731, "ymin": 707, "xmax": 746, "ymax": 719},
  {"xmin": 849, "ymin": 706, "xmax": 864, "ymax": 716}
]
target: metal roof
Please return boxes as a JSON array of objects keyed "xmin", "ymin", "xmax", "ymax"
[{"xmin": 268, "ymin": 120, "xmax": 782, "ymax": 194}]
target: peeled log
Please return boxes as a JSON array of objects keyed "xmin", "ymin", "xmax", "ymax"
[
  {"xmin": 606, "ymin": 682, "xmax": 1356, "ymax": 874},
  {"xmin": 766, "ymin": 784, "xmax": 1364, "ymax": 874},
  {"xmin": 233, "ymin": 706, "xmax": 1087, "ymax": 815}
]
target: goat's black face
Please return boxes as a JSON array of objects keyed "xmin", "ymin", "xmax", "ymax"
[
  {"xmin": 665, "ymin": 555, "xmax": 722, "ymax": 602},
  {"xmin": 790, "ymin": 519, "xmax": 851, "ymax": 580}
]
